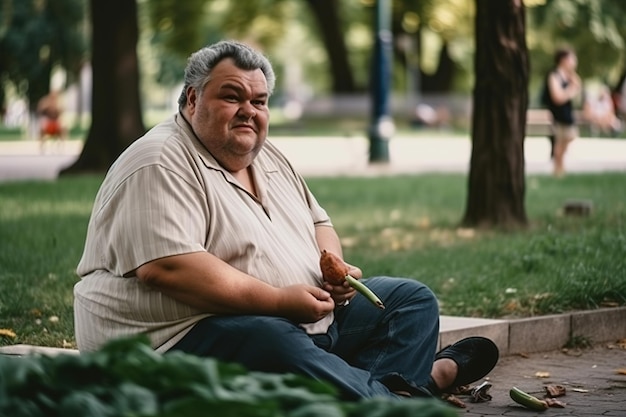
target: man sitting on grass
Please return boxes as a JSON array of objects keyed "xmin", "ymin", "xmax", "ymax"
[{"xmin": 73, "ymin": 40, "xmax": 499, "ymax": 401}]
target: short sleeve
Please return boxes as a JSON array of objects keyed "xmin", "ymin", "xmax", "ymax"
[
  {"xmin": 301, "ymin": 179, "xmax": 332, "ymax": 227},
  {"xmin": 94, "ymin": 165, "xmax": 207, "ymax": 276}
]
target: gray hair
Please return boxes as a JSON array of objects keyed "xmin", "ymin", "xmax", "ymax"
[{"xmin": 177, "ymin": 40, "xmax": 276, "ymax": 109}]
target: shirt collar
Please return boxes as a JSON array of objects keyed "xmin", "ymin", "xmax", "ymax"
[{"xmin": 174, "ymin": 111, "xmax": 278, "ymax": 177}]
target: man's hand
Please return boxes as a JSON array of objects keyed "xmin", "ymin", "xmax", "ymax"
[
  {"xmin": 135, "ymin": 252, "xmax": 334, "ymax": 320},
  {"xmin": 277, "ymin": 284, "xmax": 335, "ymax": 323},
  {"xmin": 322, "ymin": 263, "xmax": 362, "ymax": 306}
]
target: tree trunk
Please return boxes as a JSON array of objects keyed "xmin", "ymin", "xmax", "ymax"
[
  {"xmin": 462, "ymin": 0, "xmax": 529, "ymax": 228},
  {"xmin": 61, "ymin": 0, "xmax": 145, "ymax": 174},
  {"xmin": 303, "ymin": 0, "xmax": 357, "ymax": 93}
]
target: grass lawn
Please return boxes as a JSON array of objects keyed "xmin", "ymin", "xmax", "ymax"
[{"xmin": 0, "ymin": 172, "xmax": 624, "ymax": 348}]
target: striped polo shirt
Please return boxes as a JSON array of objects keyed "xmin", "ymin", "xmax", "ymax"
[{"xmin": 74, "ymin": 113, "xmax": 333, "ymax": 352}]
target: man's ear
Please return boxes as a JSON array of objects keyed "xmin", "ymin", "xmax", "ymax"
[{"xmin": 186, "ymin": 86, "xmax": 197, "ymax": 111}]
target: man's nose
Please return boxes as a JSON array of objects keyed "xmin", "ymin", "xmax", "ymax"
[{"xmin": 238, "ymin": 101, "xmax": 257, "ymax": 119}]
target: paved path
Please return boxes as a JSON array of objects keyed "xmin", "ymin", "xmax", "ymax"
[
  {"xmin": 1, "ymin": 135, "xmax": 626, "ymax": 182},
  {"xmin": 0, "ymin": 140, "xmax": 80, "ymax": 182},
  {"xmin": 461, "ymin": 344, "xmax": 626, "ymax": 416}
]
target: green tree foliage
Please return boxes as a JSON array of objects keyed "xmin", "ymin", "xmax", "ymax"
[
  {"xmin": 144, "ymin": 0, "xmax": 294, "ymax": 89},
  {"xmin": 144, "ymin": 0, "xmax": 211, "ymax": 87},
  {"xmin": 390, "ymin": 0, "xmax": 474, "ymax": 93},
  {"xmin": 145, "ymin": 0, "xmax": 206, "ymax": 58},
  {"xmin": 144, "ymin": 0, "xmax": 360, "ymax": 94},
  {"xmin": 142, "ymin": 0, "xmax": 476, "ymax": 95},
  {"xmin": 303, "ymin": 0, "xmax": 357, "ymax": 93},
  {"xmin": 528, "ymin": 0, "xmax": 626, "ymax": 83},
  {"xmin": 0, "ymin": 0, "xmax": 87, "ymax": 111}
]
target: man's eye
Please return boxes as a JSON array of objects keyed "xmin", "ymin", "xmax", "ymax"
[
  {"xmin": 224, "ymin": 95, "xmax": 238, "ymax": 102},
  {"xmin": 253, "ymin": 100, "xmax": 266, "ymax": 107}
]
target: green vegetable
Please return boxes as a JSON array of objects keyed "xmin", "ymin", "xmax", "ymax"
[
  {"xmin": 509, "ymin": 387, "xmax": 548, "ymax": 411},
  {"xmin": 345, "ymin": 275, "xmax": 385, "ymax": 309},
  {"xmin": 0, "ymin": 336, "xmax": 457, "ymax": 416}
]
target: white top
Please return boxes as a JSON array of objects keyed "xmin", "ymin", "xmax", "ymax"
[{"xmin": 74, "ymin": 114, "xmax": 333, "ymax": 352}]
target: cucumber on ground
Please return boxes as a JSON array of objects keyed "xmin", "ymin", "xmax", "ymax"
[{"xmin": 509, "ymin": 387, "xmax": 549, "ymax": 411}]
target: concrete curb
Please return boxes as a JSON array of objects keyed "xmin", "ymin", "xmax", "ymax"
[
  {"xmin": 2, "ymin": 307, "xmax": 624, "ymax": 358},
  {"xmin": 0, "ymin": 344, "xmax": 79, "ymax": 356},
  {"xmin": 440, "ymin": 306, "xmax": 626, "ymax": 356}
]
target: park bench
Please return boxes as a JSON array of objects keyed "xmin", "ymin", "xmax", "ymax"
[{"xmin": 525, "ymin": 109, "xmax": 591, "ymax": 137}]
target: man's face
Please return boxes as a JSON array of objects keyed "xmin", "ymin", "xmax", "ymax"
[{"xmin": 186, "ymin": 58, "xmax": 270, "ymax": 172}]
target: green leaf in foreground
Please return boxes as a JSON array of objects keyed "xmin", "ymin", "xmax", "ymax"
[{"xmin": 0, "ymin": 336, "xmax": 458, "ymax": 417}]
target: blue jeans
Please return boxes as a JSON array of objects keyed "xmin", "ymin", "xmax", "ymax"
[{"xmin": 168, "ymin": 277, "xmax": 440, "ymax": 400}]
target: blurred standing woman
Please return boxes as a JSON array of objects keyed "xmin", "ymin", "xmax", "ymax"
[{"xmin": 546, "ymin": 48, "xmax": 581, "ymax": 177}]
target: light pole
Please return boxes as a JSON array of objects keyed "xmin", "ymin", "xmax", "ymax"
[{"xmin": 368, "ymin": 0, "xmax": 393, "ymax": 163}]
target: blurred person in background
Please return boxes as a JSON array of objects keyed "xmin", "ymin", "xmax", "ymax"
[
  {"xmin": 545, "ymin": 48, "xmax": 581, "ymax": 177},
  {"xmin": 583, "ymin": 84, "xmax": 622, "ymax": 135},
  {"xmin": 37, "ymin": 90, "xmax": 66, "ymax": 150}
]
